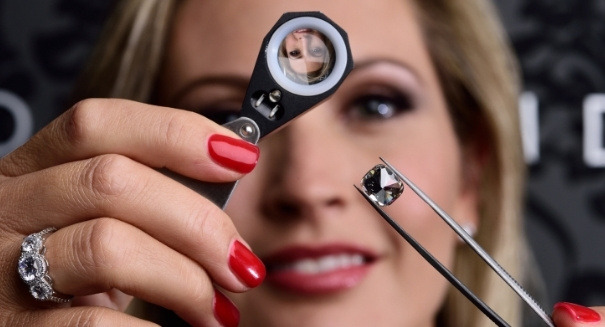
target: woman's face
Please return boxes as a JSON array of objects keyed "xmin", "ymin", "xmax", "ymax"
[
  {"xmin": 159, "ymin": 0, "xmax": 480, "ymax": 326},
  {"xmin": 282, "ymin": 29, "xmax": 328, "ymax": 77}
]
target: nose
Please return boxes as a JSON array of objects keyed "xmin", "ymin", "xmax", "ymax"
[{"xmin": 259, "ymin": 107, "xmax": 356, "ymax": 222}]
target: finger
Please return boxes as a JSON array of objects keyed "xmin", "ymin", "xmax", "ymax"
[
  {"xmin": 10, "ymin": 306, "xmax": 159, "ymax": 327},
  {"xmin": 552, "ymin": 302, "xmax": 604, "ymax": 326},
  {"xmin": 0, "ymin": 98, "xmax": 258, "ymax": 181},
  {"xmin": 71, "ymin": 289, "xmax": 132, "ymax": 310},
  {"xmin": 43, "ymin": 218, "xmax": 231, "ymax": 327},
  {"xmin": 1, "ymin": 155, "xmax": 265, "ymax": 292}
]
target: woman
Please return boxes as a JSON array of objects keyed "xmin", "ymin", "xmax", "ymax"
[
  {"xmin": 0, "ymin": 0, "xmax": 602, "ymax": 326},
  {"xmin": 279, "ymin": 28, "xmax": 335, "ymax": 84}
]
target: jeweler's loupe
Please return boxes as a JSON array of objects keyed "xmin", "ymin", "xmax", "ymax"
[
  {"xmin": 163, "ymin": 12, "xmax": 353, "ymax": 208},
  {"xmin": 240, "ymin": 12, "xmax": 353, "ymax": 138}
]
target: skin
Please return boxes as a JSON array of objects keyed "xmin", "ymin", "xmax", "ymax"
[{"xmin": 0, "ymin": 0, "xmax": 602, "ymax": 326}]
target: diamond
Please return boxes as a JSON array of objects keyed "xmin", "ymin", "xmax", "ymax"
[
  {"xmin": 30, "ymin": 280, "xmax": 53, "ymax": 301},
  {"xmin": 21, "ymin": 234, "xmax": 43, "ymax": 253},
  {"xmin": 18, "ymin": 253, "xmax": 47, "ymax": 283},
  {"xmin": 361, "ymin": 164, "xmax": 404, "ymax": 206}
]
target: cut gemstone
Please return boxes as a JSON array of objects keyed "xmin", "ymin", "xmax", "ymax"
[
  {"xmin": 361, "ymin": 164, "xmax": 404, "ymax": 206},
  {"xmin": 18, "ymin": 253, "xmax": 47, "ymax": 282},
  {"xmin": 30, "ymin": 280, "xmax": 53, "ymax": 300},
  {"xmin": 22, "ymin": 234, "xmax": 43, "ymax": 253}
]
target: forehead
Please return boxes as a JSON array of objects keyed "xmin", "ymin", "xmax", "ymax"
[{"xmin": 161, "ymin": 0, "xmax": 436, "ymax": 100}]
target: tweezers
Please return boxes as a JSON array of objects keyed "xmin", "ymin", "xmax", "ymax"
[{"xmin": 354, "ymin": 157, "xmax": 554, "ymax": 327}]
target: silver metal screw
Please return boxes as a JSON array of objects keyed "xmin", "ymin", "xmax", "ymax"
[
  {"xmin": 239, "ymin": 123, "xmax": 255, "ymax": 138},
  {"xmin": 269, "ymin": 90, "xmax": 282, "ymax": 102}
]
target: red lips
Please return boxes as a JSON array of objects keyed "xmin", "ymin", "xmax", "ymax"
[{"xmin": 262, "ymin": 244, "xmax": 378, "ymax": 294}]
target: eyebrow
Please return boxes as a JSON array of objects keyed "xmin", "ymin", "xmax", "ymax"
[
  {"xmin": 351, "ymin": 58, "xmax": 424, "ymax": 85},
  {"xmin": 169, "ymin": 75, "xmax": 249, "ymax": 106}
]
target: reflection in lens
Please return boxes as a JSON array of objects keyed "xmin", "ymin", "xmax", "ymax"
[{"xmin": 278, "ymin": 28, "xmax": 335, "ymax": 85}]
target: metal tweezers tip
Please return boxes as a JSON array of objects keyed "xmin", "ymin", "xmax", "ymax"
[{"xmin": 356, "ymin": 158, "xmax": 554, "ymax": 327}]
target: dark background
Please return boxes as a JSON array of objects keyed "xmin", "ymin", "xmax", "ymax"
[{"xmin": 2, "ymin": 0, "xmax": 605, "ymax": 312}]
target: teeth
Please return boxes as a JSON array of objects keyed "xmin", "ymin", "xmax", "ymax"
[{"xmin": 283, "ymin": 254, "xmax": 365, "ymax": 275}]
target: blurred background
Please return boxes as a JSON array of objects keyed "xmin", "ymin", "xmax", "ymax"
[{"xmin": 2, "ymin": 0, "xmax": 605, "ymax": 311}]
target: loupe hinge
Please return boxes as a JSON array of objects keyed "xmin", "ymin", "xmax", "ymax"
[{"xmin": 226, "ymin": 117, "xmax": 261, "ymax": 145}]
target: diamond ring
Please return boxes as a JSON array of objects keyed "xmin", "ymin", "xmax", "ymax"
[{"xmin": 17, "ymin": 227, "xmax": 72, "ymax": 303}]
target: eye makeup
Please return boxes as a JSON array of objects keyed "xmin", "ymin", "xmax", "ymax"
[{"xmin": 337, "ymin": 59, "xmax": 425, "ymax": 127}]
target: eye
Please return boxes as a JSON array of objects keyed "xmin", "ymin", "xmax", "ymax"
[
  {"xmin": 347, "ymin": 90, "xmax": 413, "ymax": 121},
  {"xmin": 310, "ymin": 46, "xmax": 326, "ymax": 57},
  {"xmin": 288, "ymin": 49, "xmax": 302, "ymax": 58}
]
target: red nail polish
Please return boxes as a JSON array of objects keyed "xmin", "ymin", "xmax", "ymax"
[
  {"xmin": 229, "ymin": 240, "xmax": 266, "ymax": 288},
  {"xmin": 213, "ymin": 290, "xmax": 240, "ymax": 327},
  {"xmin": 554, "ymin": 302, "xmax": 601, "ymax": 322},
  {"xmin": 208, "ymin": 134, "xmax": 259, "ymax": 174}
]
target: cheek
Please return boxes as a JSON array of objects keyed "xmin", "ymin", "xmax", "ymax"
[
  {"xmin": 379, "ymin": 147, "xmax": 464, "ymax": 316},
  {"xmin": 386, "ymin": 192, "xmax": 459, "ymax": 265},
  {"xmin": 381, "ymin": 117, "xmax": 465, "ymax": 263}
]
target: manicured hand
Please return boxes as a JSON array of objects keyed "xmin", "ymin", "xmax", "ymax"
[{"xmin": 0, "ymin": 99, "xmax": 264, "ymax": 327}]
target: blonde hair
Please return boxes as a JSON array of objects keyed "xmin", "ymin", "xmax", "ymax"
[
  {"xmin": 74, "ymin": 0, "xmax": 530, "ymax": 326},
  {"xmin": 413, "ymin": 1, "xmax": 529, "ymax": 326},
  {"xmin": 72, "ymin": 0, "xmax": 176, "ymax": 102}
]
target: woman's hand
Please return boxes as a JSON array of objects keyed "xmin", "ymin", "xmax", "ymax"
[
  {"xmin": 0, "ymin": 99, "xmax": 264, "ymax": 327},
  {"xmin": 553, "ymin": 302, "xmax": 604, "ymax": 326}
]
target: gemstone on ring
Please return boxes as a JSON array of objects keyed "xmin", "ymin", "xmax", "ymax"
[
  {"xmin": 21, "ymin": 234, "xmax": 43, "ymax": 253},
  {"xmin": 18, "ymin": 253, "xmax": 48, "ymax": 283},
  {"xmin": 30, "ymin": 279, "xmax": 54, "ymax": 301}
]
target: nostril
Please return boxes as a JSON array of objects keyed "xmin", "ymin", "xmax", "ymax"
[
  {"xmin": 261, "ymin": 199, "xmax": 304, "ymax": 221},
  {"xmin": 325, "ymin": 198, "xmax": 343, "ymax": 207},
  {"xmin": 261, "ymin": 192, "xmax": 348, "ymax": 222},
  {"xmin": 277, "ymin": 202, "xmax": 301, "ymax": 217}
]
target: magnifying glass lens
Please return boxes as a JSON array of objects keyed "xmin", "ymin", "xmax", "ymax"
[{"xmin": 278, "ymin": 28, "xmax": 335, "ymax": 85}]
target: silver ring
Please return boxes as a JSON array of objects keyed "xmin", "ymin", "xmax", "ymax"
[{"xmin": 18, "ymin": 227, "xmax": 72, "ymax": 303}]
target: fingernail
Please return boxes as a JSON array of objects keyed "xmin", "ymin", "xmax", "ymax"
[
  {"xmin": 208, "ymin": 134, "xmax": 259, "ymax": 174},
  {"xmin": 229, "ymin": 240, "xmax": 266, "ymax": 288},
  {"xmin": 554, "ymin": 302, "xmax": 601, "ymax": 322},
  {"xmin": 213, "ymin": 289, "xmax": 240, "ymax": 327}
]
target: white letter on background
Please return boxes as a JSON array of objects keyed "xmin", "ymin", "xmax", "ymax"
[
  {"xmin": 584, "ymin": 94, "xmax": 605, "ymax": 167},
  {"xmin": 0, "ymin": 89, "xmax": 33, "ymax": 157},
  {"xmin": 519, "ymin": 91, "xmax": 540, "ymax": 164}
]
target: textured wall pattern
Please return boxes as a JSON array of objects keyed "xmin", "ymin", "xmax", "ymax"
[
  {"xmin": 496, "ymin": 0, "xmax": 605, "ymax": 307},
  {"xmin": 0, "ymin": 0, "xmax": 108, "ymax": 151},
  {"xmin": 1, "ymin": 0, "xmax": 604, "ymax": 313}
]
